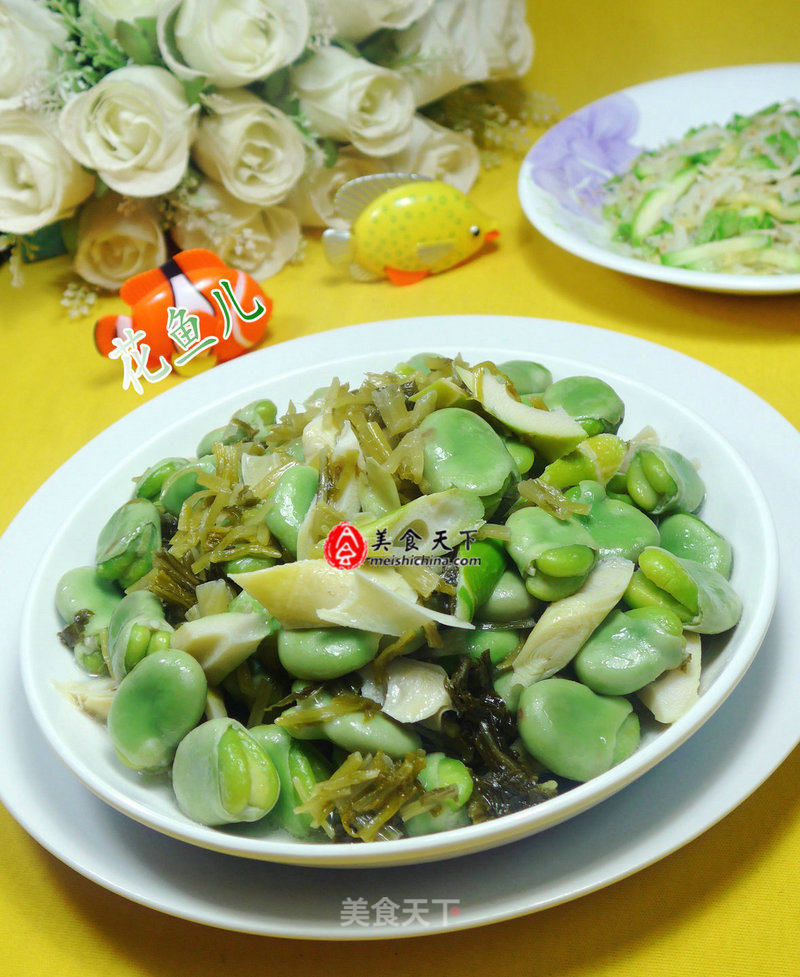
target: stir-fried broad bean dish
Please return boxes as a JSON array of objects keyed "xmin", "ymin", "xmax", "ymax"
[{"xmin": 55, "ymin": 354, "xmax": 742, "ymax": 843}]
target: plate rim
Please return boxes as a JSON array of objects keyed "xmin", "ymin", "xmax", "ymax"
[
  {"xmin": 17, "ymin": 314, "xmax": 779, "ymax": 868},
  {"xmin": 519, "ymin": 62, "xmax": 800, "ymax": 294}
]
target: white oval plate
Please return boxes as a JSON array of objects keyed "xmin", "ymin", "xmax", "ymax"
[
  {"xmin": 20, "ymin": 316, "xmax": 778, "ymax": 868},
  {"xmin": 519, "ymin": 63, "xmax": 800, "ymax": 294}
]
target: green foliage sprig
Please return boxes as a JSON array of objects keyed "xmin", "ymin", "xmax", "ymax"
[{"xmin": 44, "ymin": 0, "xmax": 127, "ymax": 104}]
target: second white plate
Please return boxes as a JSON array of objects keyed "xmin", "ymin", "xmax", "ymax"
[{"xmin": 519, "ymin": 63, "xmax": 800, "ymax": 294}]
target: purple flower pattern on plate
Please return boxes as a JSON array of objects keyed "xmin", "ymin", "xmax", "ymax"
[{"xmin": 526, "ymin": 94, "xmax": 642, "ymax": 221}]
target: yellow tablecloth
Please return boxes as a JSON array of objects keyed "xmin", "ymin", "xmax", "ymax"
[{"xmin": 2, "ymin": 2, "xmax": 799, "ymax": 973}]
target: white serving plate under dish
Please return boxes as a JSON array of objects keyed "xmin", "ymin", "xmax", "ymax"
[
  {"xmin": 519, "ymin": 63, "xmax": 800, "ymax": 294},
  {"xmin": 20, "ymin": 317, "xmax": 778, "ymax": 869}
]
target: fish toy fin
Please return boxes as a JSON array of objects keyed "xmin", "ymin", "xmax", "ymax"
[
  {"xmin": 333, "ymin": 172, "xmax": 433, "ymax": 225},
  {"xmin": 174, "ymin": 249, "xmax": 227, "ymax": 273},
  {"xmin": 322, "ymin": 228, "xmax": 355, "ymax": 266},
  {"xmin": 120, "ymin": 267, "xmax": 166, "ymax": 307},
  {"xmin": 349, "ymin": 263, "xmax": 380, "ymax": 282},
  {"xmin": 94, "ymin": 314, "xmax": 131, "ymax": 357},
  {"xmin": 416, "ymin": 241, "xmax": 455, "ymax": 265},
  {"xmin": 385, "ymin": 267, "xmax": 430, "ymax": 286}
]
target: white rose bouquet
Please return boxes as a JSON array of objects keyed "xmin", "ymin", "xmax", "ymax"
[{"xmin": 1, "ymin": 0, "xmax": 539, "ymax": 305}]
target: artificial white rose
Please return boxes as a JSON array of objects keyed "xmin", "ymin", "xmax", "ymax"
[
  {"xmin": 73, "ymin": 193, "xmax": 167, "ymax": 290},
  {"xmin": 80, "ymin": 0, "xmax": 169, "ymax": 35},
  {"xmin": 0, "ymin": 112, "xmax": 94, "ymax": 235},
  {"xmin": 58, "ymin": 66, "xmax": 196, "ymax": 197},
  {"xmin": 482, "ymin": 0, "xmax": 534, "ymax": 81},
  {"xmin": 170, "ymin": 178, "xmax": 300, "ymax": 280},
  {"xmin": 193, "ymin": 91, "xmax": 305, "ymax": 207},
  {"xmin": 283, "ymin": 147, "xmax": 386, "ymax": 229},
  {"xmin": 324, "ymin": 0, "xmax": 434, "ymax": 42},
  {"xmin": 393, "ymin": 0, "xmax": 534, "ymax": 106},
  {"xmin": 388, "ymin": 115, "xmax": 479, "ymax": 193},
  {"xmin": 0, "ymin": 0, "xmax": 68, "ymax": 110},
  {"xmin": 157, "ymin": 0, "xmax": 309, "ymax": 89},
  {"xmin": 291, "ymin": 47, "xmax": 414, "ymax": 157}
]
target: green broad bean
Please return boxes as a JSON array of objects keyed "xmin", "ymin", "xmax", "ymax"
[
  {"xmin": 265, "ymin": 465, "xmax": 319, "ymax": 557},
  {"xmin": 418, "ymin": 408, "xmax": 517, "ymax": 500},
  {"xmin": 196, "ymin": 425, "xmax": 240, "ymax": 458},
  {"xmin": 659, "ymin": 513, "xmax": 733, "ymax": 578},
  {"xmin": 278, "ymin": 628, "xmax": 379, "ymax": 680},
  {"xmin": 517, "ymin": 678, "xmax": 640, "ymax": 782},
  {"xmin": 231, "ymin": 399, "xmax": 277, "ymax": 439},
  {"xmin": 454, "ymin": 540, "xmax": 506, "ymax": 621},
  {"xmin": 418, "ymin": 752, "xmax": 473, "ymax": 806},
  {"xmin": 405, "ymin": 752, "xmax": 473, "ymax": 836},
  {"xmin": 132, "ymin": 458, "xmax": 187, "ymax": 501},
  {"xmin": 400, "ymin": 352, "xmax": 437, "ymax": 374},
  {"xmin": 56, "ymin": 566, "xmax": 123, "ymax": 674},
  {"xmin": 605, "ymin": 472, "xmax": 632, "ymax": 502},
  {"xmin": 223, "ymin": 556, "xmax": 277, "ymax": 574},
  {"xmin": 249, "ymin": 724, "xmax": 330, "ymax": 838},
  {"xmin": 56, "ymin": 566, "xmax": 122, "ymax": 625},
  {"xmin": 504, "ymin": 440, "xmax": 536, "ymax": 475},
  {"xmin": 574, "ymin": 607, "xmax": 686, "ymax": 695},
  {"xmin": 107, "ymin": 590, "xmax": 172, "ymax": 681},
  {"xmin": 626, "ymin": 446, "xmax": 705, "ymax": 515},
  {"xmin": 540, "ymin": 434, "xmax": 626, "ymax": 489},
  {"xmin": 159, "ymin": 456, "xmax": 216, "ymax": 516},
  {"xmin": 542, "ymin": 376, "xmax": 625, "ymax": 436},
  {"xmin": 280, "ymin": 690, "xmax": 421, "ymax": 759},
  {"xmin": 497, "ymin": 360, "xmax": 553, "ymax": 396},
  {"xmin": 623, "ymin": 570, "xmax": 695, "ymax": 623},
  {"xmin": 172, "ymin": 718, "xmax": 280, "ymax": 826},
  {"xmin": 628, "ymin": 546, "xmax": 742, "ymax": 634},
  {"xmin": 107, "ymin": 648, "xmax": 207, "ymax": 771},
  {"xmin": 477, "ymin": 568, "xmax": 539, "ymax": 623},
  {"xmin": 197, "ymin": 400, "xmax": 278, "ymax": 457},
  {"xmin": 95, "ymin": 499, "xmax": 161, "ymax": 589},
  {"xmin": 442, "ymin": 629, "xmax": 521, "ymax": 665},
  {"xmin": 405, "ymin": 806, "xmax": 469, "ymax": 836},
  {"xmin": 566, "ymin": 480, "xmax": 660, "ymax": 561},
  {"xmin": 505, "ymin": 507, "xmax": 596, "ymax": 601}
]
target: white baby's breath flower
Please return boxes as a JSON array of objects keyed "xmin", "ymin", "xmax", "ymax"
[
  {"xmin": 325, "ymin": 0, "xmax": 434, "ymax": 42},
  {"xmin": 0, "ymin": 0, "xmax": 68, "ymax": 110},
  {"xmin": 291, "ymin": 46, "xmax": 414, "ymax": 157},
  {"xmin": 283, "ymin": 146, "xmax": 386, "ymax": 228},
  {"xmin": 80, "ymin": 0, "xmax": 170, "ymax": 35},
  {"xmin": 170, "ymin": 178, "xmax": 300, "ymax": 280},
  {"xmin": 394, "ymin": 0, "xmax": 534, "ymax": 106},
  {"xmin": 0, "ymin": 111, "xmax": 95, "ymax": 235},
  {"xmin": 73, "ymin": 192, "xmax": 167, "ymax": 291},
  {"xmin": 58, "ymin": 66, "xmax": 197, "ymax": 197},
  {"xmin": 388, "ymin": 115, "xmax": 479, "ymax": 193},
  {"xmin": 61, "ymin": 280, "xmax": 99, "ymax": 318},
  {"xmin": 193, "ymin": 91, "xmax": 305, "ymax": 207},
  {"xmin": 158, "ymin": 0, "xmax": 309, "ymax": 89}
]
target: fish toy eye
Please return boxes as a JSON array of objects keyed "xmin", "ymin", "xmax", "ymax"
[{"xmin": 469, "ymin": 225, "xmax": 480, "ymax": 237}]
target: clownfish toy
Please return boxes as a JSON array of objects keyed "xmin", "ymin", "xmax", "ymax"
[
  {"xmin": 94, "ymin": 249, "xmax": 272, "ymax": 376},
  {"xmin": 322, "ymin": 173, "xmax": 499, "ymax": 285}
]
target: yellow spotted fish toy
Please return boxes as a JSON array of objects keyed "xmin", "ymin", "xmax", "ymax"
[{"xmin": 322, "ymin": 173, "xmax": 499, "ymax": 285}]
